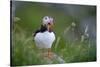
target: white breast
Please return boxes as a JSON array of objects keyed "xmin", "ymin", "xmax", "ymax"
[{"xmin": 34, "ymin": 31, "xmax": 55, "ymax": 48}]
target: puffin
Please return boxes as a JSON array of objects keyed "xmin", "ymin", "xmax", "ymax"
[{"xmin": 33, "ymin": 16, "xmax": 55, "ymax": 59}]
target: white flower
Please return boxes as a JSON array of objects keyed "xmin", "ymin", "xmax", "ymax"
[
  {"xmin": 71, "ymin": 22, "xmax": 76, "ymax": 27},
  {"xmin": 13, "ymin": 17, "xmax": 20, "ymax": 22}
]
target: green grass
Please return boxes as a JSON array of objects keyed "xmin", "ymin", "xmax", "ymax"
[
  {"xmin": 11, "ymin": 2, "xmax": 96, "ymax": 66},
  {"xmin": 12, "ymin": 26, "xmax": 96, "ymax": 66}
]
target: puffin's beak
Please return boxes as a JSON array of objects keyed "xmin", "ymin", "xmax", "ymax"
[{"xmin": 47, "ymin": 22, "xmax": 53, "ymax": 32}]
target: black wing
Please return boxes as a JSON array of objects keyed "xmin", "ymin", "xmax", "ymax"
[
  {"xmin": 33, "ymin": 29, "xmax": 40, "ymax": 37},
  {"xmin": 33, "ymin": 25, "xmax": 47, "ymax": 37}
]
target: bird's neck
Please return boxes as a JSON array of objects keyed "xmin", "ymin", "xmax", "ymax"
[{"xmin": 40, "ymin": 25, "xmax": 53, "ymax": 32}]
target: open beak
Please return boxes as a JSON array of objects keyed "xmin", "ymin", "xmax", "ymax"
[{"xmin": 47, "ymin": 22, "xmax": 53, "ymax": 32}]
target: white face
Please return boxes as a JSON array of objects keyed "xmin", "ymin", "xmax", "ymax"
[{"xmin": 42, "ymin": 16, "xmax": 53, "ymax": 25}]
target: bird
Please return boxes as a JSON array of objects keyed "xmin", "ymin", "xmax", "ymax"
[{"xmin": 33, "ymin": 16, "xmax": 55, "ymax": 59}]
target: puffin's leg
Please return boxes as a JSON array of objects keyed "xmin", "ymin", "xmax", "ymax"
[
  {"xmin": 48, "ymin": 48, "xmax": 51, "ymax": 59},
  {"xmin": 43, "ymin": 49, "xmax": 46, "ymax": 58}
]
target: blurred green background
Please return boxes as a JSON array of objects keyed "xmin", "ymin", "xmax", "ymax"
[{"xmin": 11, "ymin": 1, "xmax": 96, "ymax": 66}]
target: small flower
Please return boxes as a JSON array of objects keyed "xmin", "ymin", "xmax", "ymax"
[
  {"xmin": 13, "ymin": 17, "xmax": 20, "ymax": 22},
  {"xmin": 85, "ymin": 24, "xmax": 88, "ymax": 33},
  {"xmin": 71, "ymin": 22, "xmax": 76, "ymax": 27}
]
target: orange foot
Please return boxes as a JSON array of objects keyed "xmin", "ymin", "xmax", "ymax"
[{"xmin": 47, "ymin": 48, "xmax": 52, "ymax": 59}]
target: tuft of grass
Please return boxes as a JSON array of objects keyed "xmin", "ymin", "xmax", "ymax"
[{"xmin": 11, "ymin": 23, "xmax": 96, "ymax": 65}]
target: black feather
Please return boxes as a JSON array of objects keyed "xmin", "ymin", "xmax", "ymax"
[{"xmin": 33, "ymin": 25, "xmax": 47, "ymax": 36}]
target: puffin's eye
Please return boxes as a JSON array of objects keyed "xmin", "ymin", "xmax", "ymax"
[{"xmin": 45, "ymin": 17, "xmax": 47, "ymax": 20}]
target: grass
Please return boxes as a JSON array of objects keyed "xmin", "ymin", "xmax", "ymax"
[
  {"xmin": 11, "ymin": 22, "xmax": 96, "ymax": 66},
  {"xmin": 11, "ymin": 1, "xmax": 96, "ymax": 66}
]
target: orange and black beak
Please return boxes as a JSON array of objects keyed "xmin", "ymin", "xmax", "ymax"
[{"xmin": 47, "ymin": 22, "xmax": 54, "ymax": 32}]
